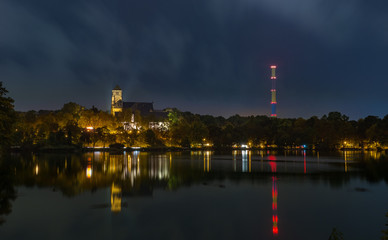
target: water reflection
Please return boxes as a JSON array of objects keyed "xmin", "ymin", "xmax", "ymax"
[
  {"xmin": 270, "ymin": 155, "xmax": 279, "ymax": 236},
  {"xmin": 233, "ymin": 150, "xmax": 237, "ymax": 171},
  {"xmin": 204, "ymin": 151, "xmax": 211, "ymax": 172},
  {"xmin": 86, "ymin": 157, "xmax": 92, "ymax": 178},
  {"xmin": 1, "ymin": 150, "xmax": 388, "ymax": 228},
  {"xmin": 111, "ymin": 183, "xmax": 122, "ymax": 213},
  {"xmin": 303, "ymin": 150, "xmax": 306, "ymax": 174},
  {"xmin": 272, "ymin": 177, "xmax": 278, "ymax": 236},
  {"xmin": 35, "ymin": 164, "xmax": 39, "ymax": 175}
]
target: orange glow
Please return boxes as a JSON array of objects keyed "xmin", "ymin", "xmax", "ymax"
[
  {"xmin": 86, "ymin": 157, "xmax": 92, "ymax": 178},
  {"xmin": 86, "ymin": 126, "xmax": 94, "ymax": 130},
  {"xmin": 111, "ymin": 183, "xmax": 122, "ymax": 212},
  {"xmin": 35, "ymin": 164, "xmax": 39, "ymax": 175},
  {"xmin": 271, "ymin": 65, "xmax": 277, "ymax": 69},
  {"xmin": 86, "ymin": 166, "xmax": 92, "ymax": 178}
]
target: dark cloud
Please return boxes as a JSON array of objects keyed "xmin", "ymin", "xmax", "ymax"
[{"xmin": 1, "ymin": 0, "xmax": 387, "ymax": 119}]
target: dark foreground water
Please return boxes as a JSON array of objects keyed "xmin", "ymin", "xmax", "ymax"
[{"xmin": 0, "ymin": 150, "xmax": 387, "ymax": 240}]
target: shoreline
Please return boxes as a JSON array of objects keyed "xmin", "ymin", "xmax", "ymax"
[{"xmin": 8, "ymin": 145, "xmax": 387, "ymax": 153}]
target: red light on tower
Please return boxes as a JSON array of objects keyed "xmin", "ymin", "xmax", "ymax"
[{"xmin": 270, "ymin": 65, "xmax": 277, "ymax": 117}]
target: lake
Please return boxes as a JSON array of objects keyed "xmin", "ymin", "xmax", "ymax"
[{"xmin": 0, "ymin": 150, "xmax": 387, "ymax": 240}]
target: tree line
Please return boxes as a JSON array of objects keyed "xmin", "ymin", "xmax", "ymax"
[{"xmin": 0, "ymin": 82, "xmax": 387, "ymax": 150}]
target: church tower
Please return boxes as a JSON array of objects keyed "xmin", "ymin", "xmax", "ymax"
[{"xmin": 111, "ymin": 85, "xmax": 123, "ymax": 115}]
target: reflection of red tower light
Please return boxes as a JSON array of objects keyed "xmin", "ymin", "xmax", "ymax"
[
  {"xmin": 269, "ymin": 155, "xmax": 278, "ymax": 236},
  {"xmin": 272, "ymin": 215, "xmax": 279, "ymax": 235},
  {"xmin": 269, "ymin": 155, "xmax": 277, "ymax": 173},
  {"xmin": 272, "ymin": 177, "xmax": 278, "ymax": 210}
]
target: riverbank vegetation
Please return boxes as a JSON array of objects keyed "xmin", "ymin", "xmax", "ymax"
[
  {"xmin": 0, "ymin": 82, "xmax": 387, "ymax": 151},
  {"xmin": 9, "ymin": 104, "xmax": 388, "ymax": 151}
]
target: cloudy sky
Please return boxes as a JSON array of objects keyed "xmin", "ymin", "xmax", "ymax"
[{"xmin": 1, "ymin": 0, "xmax": 387, "ymax": 119}]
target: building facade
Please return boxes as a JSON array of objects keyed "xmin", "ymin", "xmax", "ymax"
[{"xmin": 111, "ymin": 85, "xmax": 169, "ymax": 131}]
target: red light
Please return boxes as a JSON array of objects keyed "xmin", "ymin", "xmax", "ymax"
[
  {"xmin": 271, "ymin": 102, "xmax": 277, "ymax": 104},
  {"xmin": 271, "ymin": 65, "xmax": 277, "ymax": 69},
  {"xmin": 269, "ymin": 162, "xmax": 277, "ymax": 172},
  {"xmin": 272, "ymin": 215, "xmax": 279, "ymax": 235}
]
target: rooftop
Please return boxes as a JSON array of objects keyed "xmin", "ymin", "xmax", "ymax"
[{"xmin": 113, "ymin": 85, "xmax": 121, "ymax": 90}]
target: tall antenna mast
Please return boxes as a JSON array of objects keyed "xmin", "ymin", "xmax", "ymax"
[{"xmin": 270, "ymin": 65, "xmax": 277, "ymax": 117}]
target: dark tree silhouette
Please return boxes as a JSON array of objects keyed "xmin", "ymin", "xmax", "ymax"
[{"xmin": 0, "ymin": 82, "xmax": 16, "ymax": 150}]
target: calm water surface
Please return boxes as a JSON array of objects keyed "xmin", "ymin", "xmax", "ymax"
[{"xmin": 0, "ymin": 150, "xmax": 387, "ymax": 240}]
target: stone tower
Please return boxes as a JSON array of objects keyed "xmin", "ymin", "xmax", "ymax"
[{"xmin": 111, "ymin": 85, "xmax": 123, "ymax": 115}]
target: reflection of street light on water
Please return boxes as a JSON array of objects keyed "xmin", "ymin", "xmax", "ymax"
[
  {"xmin": 242, "ymin": 150, "xmax": 248, "ymax": 172},
  {"xmin": 111, "ymin": 183, "xmax": 122, "ymax": 213},
  {"xmin": 86, "ymin": 157, "xmax": 92, "ymax": 178},
  {"xmin": 203, "ymin": 151, "xmax": 211, "ymax": 172},
  {"xmin": 86, "ymin": 166, "xmax": 92, "ymax": 178}
]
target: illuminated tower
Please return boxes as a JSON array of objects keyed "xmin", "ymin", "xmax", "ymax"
[
  {"xmin": 111, "ymin": 85, "xmax": 123, "ymax": 115},
  {"xmin": 270, "ymin": 66, "xmax": 277, "ymax": 117}
]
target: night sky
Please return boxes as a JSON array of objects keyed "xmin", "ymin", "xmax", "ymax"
[{"xmin": 1, "ymin": 0, "xmax": 387, "ymax": 119}]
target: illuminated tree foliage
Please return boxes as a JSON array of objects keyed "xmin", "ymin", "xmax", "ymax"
[
  {"xmin": 9, "ymin": 107, "xmax": 388, "ymax": 150},
  {"xmin": 1, "ymin": 82, "xmax": 385, "ymax": 150}
]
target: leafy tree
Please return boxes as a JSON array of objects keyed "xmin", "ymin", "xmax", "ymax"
[
  {"xmin": 0, "ymin": 157, "xmax": 16, "ymax": 225},
  {"xmin": 144, "ymin": 129, "xmax": 163, "ymax": 146},
  {"xmin": 0, "ymin": 82, "xmax": 16, "ymax": 150},
  {"xmin": 328, "ymin": 227, "xmax": 344, "ymax": 240}
]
